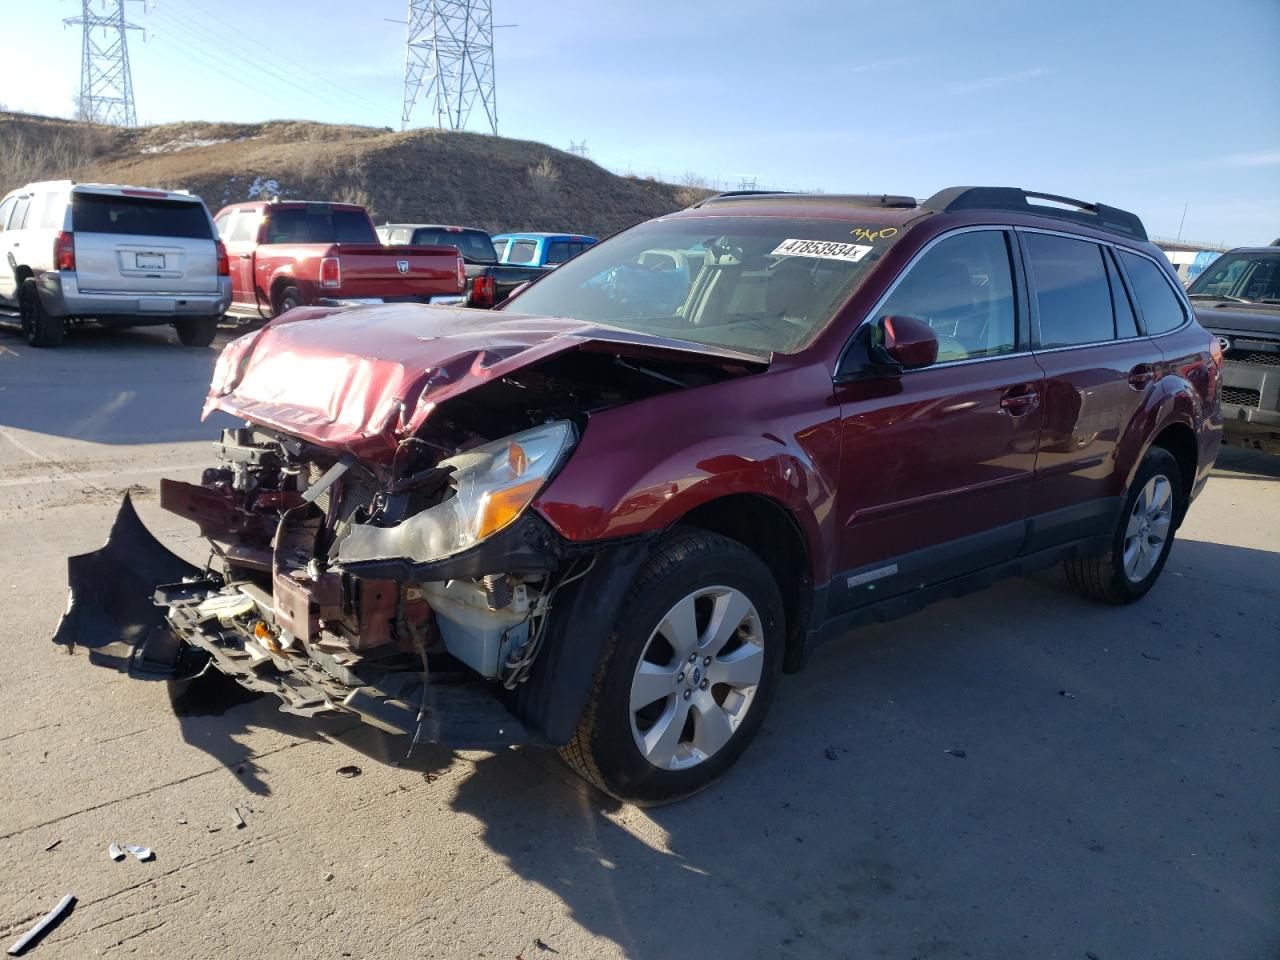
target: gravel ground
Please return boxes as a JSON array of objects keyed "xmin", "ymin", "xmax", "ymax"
[{"xmin": 1, "ymin": 322, "xmax": 1276, "ymax": 959}]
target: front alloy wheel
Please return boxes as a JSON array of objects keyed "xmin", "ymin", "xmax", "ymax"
[
  {"xmin": 630, "ymin": 586, "xmax": 765, "ymax": 771},
  {"xmin": 561, "ymin": 529, "xmax": 784, "ymax": 805}
]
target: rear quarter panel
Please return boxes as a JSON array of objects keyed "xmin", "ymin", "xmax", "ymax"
[{"xmin": 1147, "ymin": 322, "xmax": 1223, "ymax": 493}]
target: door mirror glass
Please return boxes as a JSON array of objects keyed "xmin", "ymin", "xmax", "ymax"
[{"xmin": 881, "ymin": 315, "xmax": 939, "ymax": 369}]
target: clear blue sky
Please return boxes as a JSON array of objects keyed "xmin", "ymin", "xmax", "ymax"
[{"xmin": 2, "ymin": 0, "xmax": 1277, "ymax": 245}]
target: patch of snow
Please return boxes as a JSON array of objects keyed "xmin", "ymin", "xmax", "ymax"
[
  {"xmin": 247, "ymin": 176, "xmax": 282, "ymax": 200},
  {"xmin": 140, "ymin": 137, "xmax": 230, "ymax": 155}
]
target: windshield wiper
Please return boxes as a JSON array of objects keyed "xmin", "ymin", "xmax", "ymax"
[{"xmin": 1188, "ymin": 293, "xmax": 1252, "ymax": 303}]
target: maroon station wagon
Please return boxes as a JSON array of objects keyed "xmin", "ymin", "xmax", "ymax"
[{"xmin": 59, "ymin": 187, "xmax": 1223, "ymax": 804}]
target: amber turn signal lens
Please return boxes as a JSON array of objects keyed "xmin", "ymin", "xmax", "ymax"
[{"xmin": 474, "ymin": 477, "xmax": 542, "ymax": 540}]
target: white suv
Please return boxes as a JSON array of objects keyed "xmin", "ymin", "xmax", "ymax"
[{"xmin": 0, "ymin": 181, "xmax": 232, "ymax": 348}]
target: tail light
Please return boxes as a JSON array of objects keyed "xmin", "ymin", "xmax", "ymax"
[
  {"xmin": 319, "ymin": 256, "xmax": 341, "ymax": 288},
  {"xmin": 1209, "ymin": 334, "xmax": 1224, "ymax": 368},
  {"xmin": 469, "ymin": 275, "xmax": 496, "ymax": 308},
  {"xmin": 54, "ymin": 232, "xmax": 75, "ymax": 271},
  {"xmin": 456, "ymin": 255, "xmax": 466, "ymax": 291},
  {"xmin": 215, "ymin": 240, "xmax": 229, "ymax": 277}
]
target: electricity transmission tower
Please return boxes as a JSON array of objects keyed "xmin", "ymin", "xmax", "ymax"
[
  {"xmin": 401, "ymin": 0, "xmax": 498, "ymax": 134},
  {"xmin": 65, "ymin": 0, "xmax": 145, "ymax": 126}
]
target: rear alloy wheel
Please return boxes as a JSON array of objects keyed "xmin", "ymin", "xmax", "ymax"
[
  {"xmin": 1065, "ymin": 446, "xmax": 1183, "ymax": 604},
  {"xmin": 275, "ymin": 285, "xmax": 304, "ymax": 316},
  {"xmin": 174, "ymin": 316, "xmax": 219, "ymax": 347},
  {"xmin": 561, "ymin": 530, "xmax": 784, "ymax": 805},
  {"xmin": 19, "ymin": 278, "xmax": 64, "ymax": 348}
]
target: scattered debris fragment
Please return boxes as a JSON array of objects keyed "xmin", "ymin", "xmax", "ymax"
[
  {"xmin": 6, "ymin": 893, "xmax": 75, "ymax": 956},
  {"xmin": 107, "ymin": 842, "xmax": 125, "ymax": 862},
  {"xmin": 336, "ymin": 765, "xmax": 362, "ymax": 779},
  {"xmin": 124, "ymin": 844, "xmax": 154, "ymax": 862},
  {"xmin": 230, "ymin": 808, "xmax": 246, "ymax": 830},
  {"xmin": 42, "ymin": 840, "xmax": 60, "ymax": 853},
  {"xmin": 1058, "ymin": 690, "xmax": 1077, "ymax": 699},
  {"xmin": 534, "ymin": 938, "xmax": 558, "ymax": 953},
  {"xmin": 944, "ymin": 749, "xmax": 967, "ymax": 759},
  {"xmin": 823, "ymin": 747, "xmax": 839, "ymax": 761},
  {"xmin": 1140, "ymin": 652, "xmax": 1162, "ymax": 661},
  {"xmin": 323, "ymin": 872, "xmax": 334, "ymax": 882},
  {"xmin": 207, "ymin": 825, "xmax": 223, "ymax": 833}
]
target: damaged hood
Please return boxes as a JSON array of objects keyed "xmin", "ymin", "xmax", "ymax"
[{"xmin": 205, "ymin": 304, "xmax": 766, "ymax": 459}]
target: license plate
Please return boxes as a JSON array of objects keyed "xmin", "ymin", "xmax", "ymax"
[{"xmin": 135, "ymin": 252, "xmax": 165, "ymax": 269}]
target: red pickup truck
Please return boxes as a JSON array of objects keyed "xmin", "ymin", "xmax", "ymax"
[{"xmin": 213, "ymin": 200, "xmax": 465, "ymax": 320}]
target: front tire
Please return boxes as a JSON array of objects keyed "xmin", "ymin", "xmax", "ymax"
[
  {"xmin": 560, "ymin": 529, "xmax": 784, "ymax": 805},
  {"xmin": 174, "ymin": 316, "xmax": 219, "ymax": 347},
  {"xmin": 1064, "ymin": 447, "xmax": 1183, "ymax": 604},
  {"xmin": 19, "ymin": 278, "xmax": 64, "ymax": 348}
]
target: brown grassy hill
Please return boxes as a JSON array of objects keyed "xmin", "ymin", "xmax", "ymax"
[{"xmin": 0, "ymin": 112, "xmax": 710, "ymax": 236}]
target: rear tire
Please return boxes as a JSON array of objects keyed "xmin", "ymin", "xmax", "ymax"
[
  {"xmin": 174, "ymin": 316, "xmax": 219, "ymax": 347},
  {"xmin": 560, "ymin": 529, "xmax": 785, "ymax": 805},
  {"xmin": 1064, "ymin": 447, "xmax": 1183, "ymax": 604},
  {"xmin": 18, "ymin": 278, "xmax": 64, "ymax": 348},
  {"xmin": 274, "ymin": 285, "xmax": 304, "ymax": 316}
]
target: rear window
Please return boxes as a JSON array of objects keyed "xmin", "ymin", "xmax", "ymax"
[
  {"xmin": 72, "ymin": 193, "xmax": 213, "ymax": 239},
  {"xmin": 263, "ymin": 206, "xmax": 376, "ymax": 244},
  {"xmin": 1024, "ymin": 233, "xmax": 1115, "ymax": 348},
  {"xmin": 1119, "ymin": 250, "xmax": 1188, "ymax": 335},
  {"xmin": 411, "ymin": 228, "xmax": 498, "ymax": 263},
  {"xmin": 507, "ymin": 239, "xmax": 539, "ymax": 265}
]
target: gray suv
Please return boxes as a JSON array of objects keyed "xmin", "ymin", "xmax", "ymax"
[
  {"xmin": 0, "ymin": 180, "xmax": 232, "ymax": 348},
  {"xmin": 1189, "ymin": 242, "xmax": 1280, "ymax": 452}
]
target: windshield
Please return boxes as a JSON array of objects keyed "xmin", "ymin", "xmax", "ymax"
[
  {"xmin": 1187, "ymin": 252, "xmax": 1280, "ymax": 303},
  {"xmin": 506, "ymin": 216, "xmax": 902, "ymax": 354},
  {"xmin": 412, "ymin": 228, "xmax": 498, "ymax": 263}
]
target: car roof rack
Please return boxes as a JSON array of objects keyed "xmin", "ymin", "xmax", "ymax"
[
  {"xmin": 691, "ymin": 192, "xmax": 919, "ymax": 210},
  {"xmin": 923, "ymin": 186, "xmax": 1148, "ymax": 241}
]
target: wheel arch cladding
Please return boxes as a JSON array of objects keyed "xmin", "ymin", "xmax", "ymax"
[
  {"xmin": 506, "ymin": 538, "xmax": 654, "ymax": 745},
  {"xmin": 678, "ymin": 493, "xmax": 813, "ymax": 673},
  {"xmin": 1150, "ymin": 421, "xmax": 1197, "ymax": 520}
]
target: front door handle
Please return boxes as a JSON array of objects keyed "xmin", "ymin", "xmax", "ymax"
[
  {"xmin": 238, "ymin": 253, "xmax": 252, "ymax": 259},
  {"xmin": 999, "ymin": 384, "xmax": 1040, "ymax": 416},
  {"xmin": 1128, "ymin": 364, "xmax": 1156, "ymax": 390}
]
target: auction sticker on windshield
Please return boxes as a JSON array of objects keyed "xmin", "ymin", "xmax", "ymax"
[{"xmin": 771, "ymin": 238, "xmax": 873, "ymax": 262}]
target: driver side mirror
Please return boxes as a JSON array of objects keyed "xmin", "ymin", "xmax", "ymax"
[{"xmin": 880, "ymin": 315, "xmax": 939, "ymax": 370}]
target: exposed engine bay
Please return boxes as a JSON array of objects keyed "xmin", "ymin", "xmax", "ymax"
[{"xmin": 56, "ymin": 342, "xmax": 751, "ymax": 749}]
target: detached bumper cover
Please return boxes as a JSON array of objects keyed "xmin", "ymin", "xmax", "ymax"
[{"xmin": 54, "ymin": 495, "xmax": 534, "ymax": 750}]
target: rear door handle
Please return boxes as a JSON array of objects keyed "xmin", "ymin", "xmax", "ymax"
[
  {"xmin": 1128, "ymin": 364, "xmax": 1156, "ymax": 389},
  {"xmin": 999, "ymin": 384, "xmax": 1040, "ymax": 416},
  {"xmin": 238, "ymin": 253, "xmax": 252, "ymax": 259}
]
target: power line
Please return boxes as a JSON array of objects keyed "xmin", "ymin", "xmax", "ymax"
[
  {"xmin": 402, "ymin": 0, "xmax": 498, "ymax": 133},
  {"xmin": 64, "ymin": 0, "xmax": 145, "ymax": 125}
]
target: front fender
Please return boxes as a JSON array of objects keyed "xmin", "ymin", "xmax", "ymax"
[{"xmin": 534, "ymin": 364, "xmax": 840, "ymax": 583}]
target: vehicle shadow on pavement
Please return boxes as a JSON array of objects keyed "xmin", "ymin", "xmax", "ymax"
[
  {"xmin": 153, "ymin": 537, "xmax": 1278, "ymax": 959},
  {"xmin": 0, "ymin": 324, "xmax": 241, "ymax": 444},
  {"xmin": 1212, "ymin": 445, "xmax": 1280, "ymax": 480}
]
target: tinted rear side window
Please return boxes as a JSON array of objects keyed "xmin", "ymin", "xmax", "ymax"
[
  {"xmin": 1023, "ymin": 233, "xmax": 1114, "ymax": 348},
  {"xmin": 1104, "ymin": 248, "xmax": 1139, "ymax": 339},
  {"xmin": 264, "ymin": 207, "xmax": 375, "ymax": 244},
  {"xmin": 73, "ymin": 194, "xmax": 212, "ymax": 239},
  {"xmin": 1119, "ymin": 250, "xmax": 1188, "ymax": 335},
  {"xmin": 10, "ymin": 196, "xmax": 31, "ymax": 231}
]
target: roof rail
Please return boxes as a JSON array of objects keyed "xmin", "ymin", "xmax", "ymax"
[
  {"xmin": 691, "ymin": 192, "xmax": 919, "ymax": 210},
  {"xmin": 923, "ymin": 186, "xmax": 1148, "ymax": 241}
]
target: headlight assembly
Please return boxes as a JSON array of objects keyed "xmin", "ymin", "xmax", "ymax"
[{"xmin": 336, "ymin": 420, "xmax": 576, "ymax": 566}]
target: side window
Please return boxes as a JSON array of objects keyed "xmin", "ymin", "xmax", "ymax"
[
  {"xmin": 37, "ymin": 193, "xmax": 63, "ymax": 229},
  {"xmin": 546, "ymin": 241, "xmax": 572, "ymax": 264},
  {"xmin": 1023, "ymin": 233, "xmax": 1114, "ymax": 348},
  {"xmin": 9, "ymin": 195, "xmax": 31, "ymax": 231},
  {"xmin": 1104, "ymin": 248, "xmax": 1139, "ymax": 339},
  {"xmin": 213, "ymin": 213, "xmax": 232, "ymax": 239},
  {"xmin": 0, "ymin": 197, "xmax": 15, "ymax": 232},
  {"xmin": 508, "ymin": 239, "xmax": 539, "ymax": 265},
  {"xmin": 390, "ymin": 228, "xmax": 411, "ymax": 244},
  {"xmin": 1119, "ymin": 250, "xmax": 1187, "ymax": 335},
  {"xmin": 229, "ymin": 212, "xmax": 259, "ymax": 243},
  {"xmin": 875, "ymin": 229, "xmax": 1017, "ymax": 363}
]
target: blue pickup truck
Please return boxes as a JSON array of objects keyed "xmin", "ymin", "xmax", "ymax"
[{"xmin": 492, "ymin": 232, "xmax": 598, "ymax": 268}]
